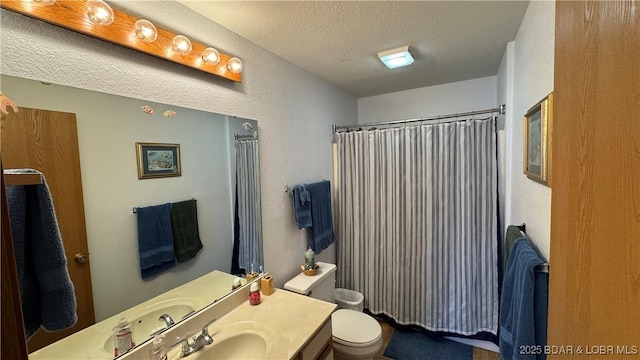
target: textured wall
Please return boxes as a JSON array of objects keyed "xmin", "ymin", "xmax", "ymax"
[
  {"xmin": 357, "ymin": 76, "xmax": 497, "ymax": 124},
  {"xmin": 0, "ymin": 1, "xmax": 357, "ymax": 318},
  {"xmin": 500, "ymin": 0, "xmax": 555, "ymax": 260},
  {"xmin": 497, "ymin": 42, "xmax": 515, "ymax": 236}
]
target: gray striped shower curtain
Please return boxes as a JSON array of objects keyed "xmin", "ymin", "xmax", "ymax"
[
  {"xmin": 335, "ymin": 118, "xmax": 498, "ymax": 336},
  {"xmin": 236, "ymin": 139, "xmax": 263, "ymax": 272}
]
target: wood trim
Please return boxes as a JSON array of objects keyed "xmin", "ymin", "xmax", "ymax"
[
  {"xmin": 0, "ymin": 0, "xmax": 242, "ymax": 83},
  {"xmin": 1, "ymin": 163, "xmax": 29, "ymax": 360},
  {"xmin": 3, "ymin": 172, "xmax": 43, "ymax": 187}
]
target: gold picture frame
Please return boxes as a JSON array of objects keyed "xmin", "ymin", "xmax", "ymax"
[
  {"xmin": 523, "ymin": 93, "xmax": 553, "ymax": 186},
  {"xmin": 136, "ymin": 142, "xmax": 182, "ymax": 179}
]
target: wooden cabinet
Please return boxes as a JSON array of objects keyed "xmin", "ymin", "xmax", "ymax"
[{"xmin": 295, "ymin": 319, "xmax": 333, "ymax": 360}]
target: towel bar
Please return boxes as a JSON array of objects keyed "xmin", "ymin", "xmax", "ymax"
[
  {"xmin": 133, "ymin": 198, "xmax": 197, "ymax": 213},
  {"xmin": 534, "ymin": 263, "xmax": 549, "ymax": 273}
]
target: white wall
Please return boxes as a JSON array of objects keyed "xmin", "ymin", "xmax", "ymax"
[
  {"xmin": 497, "ymin": 42, "xmax": 515, "ymax": 239},
  {"xmin": 1, "ymin": 1, "xmax": 357, "ymax": 319},
  {"xmin": 357, "ymin": 76, "xmax": 497, "ymax": 124},
  {"xmin": 499, "ymin": 0, "xmax": 555, "ymax": 260}
]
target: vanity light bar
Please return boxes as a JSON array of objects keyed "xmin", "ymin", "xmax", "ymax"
[{"xmin": 0, "ymin": 0, "xmax": 242, "ymax": 83}]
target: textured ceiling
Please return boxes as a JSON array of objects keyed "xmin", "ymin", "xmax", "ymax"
[{"xmin": 180, "ymin": 1, "xmax": 529, "ymax": 98}]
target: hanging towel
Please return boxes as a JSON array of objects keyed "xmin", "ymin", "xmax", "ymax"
[
  {"xmin": 500, "ymin": 237, "xmax": 548, "ymax": 360},
  {"xmin": 6, "ymin": 179, "xmax": 78, "ymax": 339},
  {"xmin": 307, "ymin": 180, "xmax": 335, "ymax": 254},
  {"xmin": 503, "ymin": 225, "xmax": 525, "ymax": 270},
  {"xmin": 136, "ymin": 203, "xmax": 177, "ymax": 279},
  {"xmin": 292, "ymin": 184, "xmax": 312, "ymax": 229},
  {"xmin": 170, "ymin": 199, "xmax": 203, "ymax": 263}
]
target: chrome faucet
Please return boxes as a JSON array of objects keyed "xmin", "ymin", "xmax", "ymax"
[
  {"xmin": 150, "ymin": 314, "xmax": 176, "ymax": 337},
  {"xmin": 171, "ymin": 319, "xmax": 217, "ymax": 358},
  {"xmin": 159, "ymin": 314, "xmax": 175, "ymax": 327}
]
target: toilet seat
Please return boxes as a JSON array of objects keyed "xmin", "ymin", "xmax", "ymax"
[{"xmin": 331, "ymin": 309, "xmax": 382, "ymax": 348}]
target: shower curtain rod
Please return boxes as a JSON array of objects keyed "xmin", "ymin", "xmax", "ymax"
[{"xmin": 332, "ymin": 104, "xmax": 506, "ymax": 132}]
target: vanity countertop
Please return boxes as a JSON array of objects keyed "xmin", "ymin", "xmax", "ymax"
[
  {"xmin": 216, "ymin": 289, "xmax": 337, "ymax": 359},
  {"xmin": 183, "ymin": 288, "xmax": 337, "ymax": 359},
  {"xmin": 28, "ymin": 270, "xmax": 242, "ymax": 360}
]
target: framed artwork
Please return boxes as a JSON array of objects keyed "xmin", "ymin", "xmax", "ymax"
[
  {"xmin": 523, "ymin": 93, "xmax": 553, "ymax": 186},
  {"xmin": 136, "ymin": 142, "xmax": 181, "ymax": 179}
]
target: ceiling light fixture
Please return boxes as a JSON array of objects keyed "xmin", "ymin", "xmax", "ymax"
[
  {"xmin": 227, "ymin": 57, "xmax": 243, "ymax": 74},
  {"xmin": 202, "ymin": 47, "xmax": 220, "ymax": 65},
  {"xmin": 1, "ymin": 1, "xmax": 243, "ymax": 81},
  {"xmin": 377, "ymin": 46, "xmax": 415, "ymax": 69},
  {"xmin": 172, "ymin": 35, "xmax": 192, "ymax": 55},
  {"xmin": 85, "ymin": 0, "xmax": 114, "ymax": 25},
  {"xmin": 134, "ymin": 19, "xmax": 157, "ymax": 43}
]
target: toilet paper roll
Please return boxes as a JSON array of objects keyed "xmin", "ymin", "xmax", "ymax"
[{"xmin": 261, "ymin": 275, "xmax": 275, "ymax": 296}]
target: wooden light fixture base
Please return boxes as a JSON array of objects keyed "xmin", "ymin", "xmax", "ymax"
[{"xmin": 1, "ymin": 0, "xmax": 242, "ymax": 83}]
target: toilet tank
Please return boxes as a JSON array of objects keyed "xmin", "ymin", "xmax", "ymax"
[{"xmin": 284, "ymin": 262, "xmax": 336, "ymax": 303}]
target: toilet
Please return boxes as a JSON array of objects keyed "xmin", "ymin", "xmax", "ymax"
[{"xmin": 284, "ymin": 262, "xmax": 382, "ymax": 360}]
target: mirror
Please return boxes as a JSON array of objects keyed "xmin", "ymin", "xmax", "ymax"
[{"xmin": 0, "ymin": 74, "xmax": 263, "ymax": 356}]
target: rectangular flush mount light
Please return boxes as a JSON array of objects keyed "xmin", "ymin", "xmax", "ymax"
[{"xmin": 378, "ymin": 46, "xmax": 415, "ymax": 69}]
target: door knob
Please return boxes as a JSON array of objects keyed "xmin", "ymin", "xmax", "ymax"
[{"xmin": 74, "ymin": 253, "xmax": 88, "ymax": 264}]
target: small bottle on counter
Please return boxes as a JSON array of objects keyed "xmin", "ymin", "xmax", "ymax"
[
  {"xmin": 113, "ymin": 316, "xmax": 135, "ymax": 357},
  {"xmin": 148, "ymin": 335, "xmax": 168, "ymax": 360},
  {"xmin": 248, "ymin": 282, "xmax": 261, "ymax": 305},
  {"xmin": 232, "ymin": 277, "xmax": 242, "ymax": 291}
]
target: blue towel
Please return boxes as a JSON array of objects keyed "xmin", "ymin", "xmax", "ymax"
[
  {"xmin": 499, "ymin": 238, "xmax": 547, "ymax": 360},
  {"xmin": 6, "ymin": 179, "xmax": 78, "ymax": 339},
  {"xmin": 306, "ymin": 180, "xmax": 335, "ymax": 254},
  {"xmin": 136, "ymin": 203, "xmax": 177, "ymax": 279},
  {"xmin": 293, "ymin": 184, "xmax": 312, "ymax": 229},
  {"xmin": 533, "ymin": 271, "xmax": 549, "ymax": 359}
]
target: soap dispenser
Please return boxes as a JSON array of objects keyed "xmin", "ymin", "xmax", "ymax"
[
  {"xmin": 113, "ymin": 316, "xmax": 135, "ymax": 357},
  {"xmin": 149, "ymin": 335, "xmax": 168, "ymax": 360},
  {"xmin": 248, "ymin": 282, "xmax": 261, "ymax": 305}
]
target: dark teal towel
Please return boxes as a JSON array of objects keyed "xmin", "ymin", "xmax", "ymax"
[
  {"xmin": 6, "ymin": 180, "xmax": 78, "ymax": 338},
  {"xmin": 504, "ymin": 225, "xmax": 524, "ymax": 270},
  {"xmin": 170, "ymin": 199, "xmax": 203, "ymax": 263},
  {"xmin": 136, "ymin": 203, "xmax": 176, "ymax": 278},
  {"xmin": 307, "ymin": 180, "xmax": 335, "ymax": 254}
]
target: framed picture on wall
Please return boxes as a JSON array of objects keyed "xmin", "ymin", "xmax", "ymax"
[
  {"xmin": 136, "ymin": 142, "xmax": 182, "ymax": 179},
  {"xmin": 523, "ymin": 93, "xmax": 553, "ymax": 186}
]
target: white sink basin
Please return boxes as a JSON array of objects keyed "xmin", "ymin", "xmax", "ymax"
[
  {"xmin": 190, "ymin": 321, "xmax": 274, "ymax": 360},
  {"xmin": 205, "ymin": 332, "xmax": 267, "ymax": 359},
  {"xmin": 90, "ymin": 298, "xmax": 199, "ymax": 358}
]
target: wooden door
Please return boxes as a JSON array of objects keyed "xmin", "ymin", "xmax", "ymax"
[
  {"xmin": 548, "ymin": 0, "xmax": 640, "ymax": 357},
  {"xmin": 1, "ymin": 107, "xmax": 95, "ymax": 352}
]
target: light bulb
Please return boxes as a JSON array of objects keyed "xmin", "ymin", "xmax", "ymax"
[
  {"xmin": 86, "ymin": 0, "xmax": 114, "ymax": 25},
  {"xmin": 172, "ymin": 35, "xmax": 192, "ymax": 55},
  {"xmin": 202, "ymin": 47, "xmax": 220, "ymax": 65},
  {"xmin": 134, "ymin": 19, "xmax": 157, "ymax": 43},
  {"xmin": 31, "ymin": 0, "xmax": 56, "ymax": 5},
  {"xmin": 227, "ymin": 57, "xmax": 243, "ymax": 74}
]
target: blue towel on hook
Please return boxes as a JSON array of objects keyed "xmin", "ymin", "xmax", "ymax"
[
  {"xmin": 500, "ymin": 237, "xmax": 548, "ymax": 360},
  {"xmin": 293, "ymin": 184, "xmax": 312, "ymax": 229},
  {"xmin": 136, "ymin": 203, "xmax": 177, "ymax": 279},
  {"xmin": 307, "ymin": 180, "xmax": 335, "ymax": 254},
  {"xmin": 6, "ymin": 178, "xmax": 78, "ymax": 339}
]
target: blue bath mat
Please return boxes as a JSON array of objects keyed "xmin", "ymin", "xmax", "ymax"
[{"xmin": 383, "ymin": 330, "xmax": 473, "ymax": 360}]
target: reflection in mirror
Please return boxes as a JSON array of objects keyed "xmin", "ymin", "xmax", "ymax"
[{"xmin": 0, "ymin": 75, "xmax": 263, "ymax": 356}]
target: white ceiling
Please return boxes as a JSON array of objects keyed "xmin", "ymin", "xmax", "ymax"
[{"xmin": 179, "ymin": 1, "xmax": 529, "ymax": 98}]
